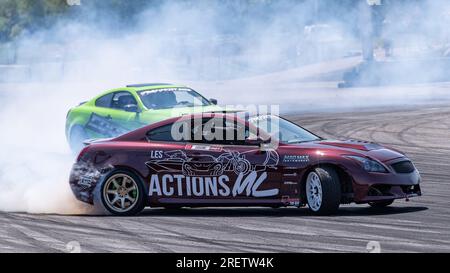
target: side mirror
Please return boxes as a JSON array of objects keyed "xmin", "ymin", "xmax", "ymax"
[
  {"xmin": 210, "ymin": 98, "xmax": 218, "ymax": 105},
  {"xmin": 123, "ymin": 104, "xmax": 140, "ymax": 113}
]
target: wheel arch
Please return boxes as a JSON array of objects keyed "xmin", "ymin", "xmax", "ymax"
[
  {"xmin": 94, "ymin": 164, "xmax": 148, "ymax": 215},
  {"xmin": 101, "ymin": 164, "xmax": 149, "ymax": 204},
  {"xmin": 109, "ymin": 165, "xmax": 147, "ymax": 186},
  {"xmin": 299, "ymin": 163, "xmax": 354, "ymax": 204}
]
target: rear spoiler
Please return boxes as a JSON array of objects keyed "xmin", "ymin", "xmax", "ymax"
[{"xmin": 83, "ymin": 138, "xmax": 112, "ymax": 146}]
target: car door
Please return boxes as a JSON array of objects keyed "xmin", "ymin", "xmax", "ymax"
[
  {"xmin": 143, "ymin": 118, "xmax": 227, "ymax": 205},
  {"xmin": 144, "ymin": 122, "xmax": 188, "ymax": 206},
  {"xmin": 182, "ymin": 116, "xmax": 283, "ymax": 206}
]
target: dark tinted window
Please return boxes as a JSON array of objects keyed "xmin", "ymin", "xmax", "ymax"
[
  {"xmin": 190, "ymin": 118, "xmax": 248, "ymax": 145},
  {"xmin": 147, "ymin": 118, "xmax": 250, "ymax": 145},
  {"xmin": 111, "ymin": 92, "xmax": 138, "ymax": 111},
  {"xmin": 95, "ymin": 93, "xmax": 114, "ymax": 108},
  {"xmin": 147, "ymin": 124, "xmax": 178, "ymax": 142},
  {"xmin": 246, "ymin": 115, "xmax": 320, "ymax": 144}
]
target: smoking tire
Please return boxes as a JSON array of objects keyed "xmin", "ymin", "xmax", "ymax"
[
  {"xmin": 69, "ymin": 125, "xmax": 88, "ymax": 154},
  {"xmin": 97, "ymin": 170, "xmax": 146, "ymax": 216},
  {"xmin": 368, "ymin": 199, "xmax": 394, "ymax": 208},
  {"xmin": 305, "ymin": 167, "xmax": 341, "ymax": 215}
]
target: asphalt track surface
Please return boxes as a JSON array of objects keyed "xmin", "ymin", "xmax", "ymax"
[{"xmin": 1, "ymin": 105, "xmax": 449, "ymax": 253}]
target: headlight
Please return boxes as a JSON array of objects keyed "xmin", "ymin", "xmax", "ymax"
[{"xmin": 344, "ymin": 155, "xmax": 388, "ymax": 173}]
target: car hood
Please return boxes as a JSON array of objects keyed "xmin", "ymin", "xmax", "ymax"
[
  {"xmin": 318, "ymin": 140, "xmax": 384, "ymax": 151},
  {"xmin": 295, "ymin": 139, "xmax": 406, "ymax": 162}
]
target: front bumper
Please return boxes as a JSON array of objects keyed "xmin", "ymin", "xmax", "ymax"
[
  {"xmin": 354, "ymin": 183, "xmax": 422, "ymax": 203},
  {"xmin": 350, "ymin": 158, "xmax": 422, "ymax": 203}
]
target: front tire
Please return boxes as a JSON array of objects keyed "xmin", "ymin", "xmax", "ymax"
[
  {"xmin": 369, "ymin": 200, "xmax": 394, "ymax": 208},
  {"xmin": 100, "ymin": 170, "xmax": 146, "ymax": 216},
  {"xmin": 305, "ymin": 167, "xmax": 341, "ymax": 215}
]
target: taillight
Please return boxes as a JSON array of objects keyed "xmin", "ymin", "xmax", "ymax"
[{"xmin": 76, "ymin": 146, "xmax": 90, "ymax": 162}]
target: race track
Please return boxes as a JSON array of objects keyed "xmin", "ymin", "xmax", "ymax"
[{"xmin": 1, "ymin": 106, "xmax": 450, "ymax": 253}]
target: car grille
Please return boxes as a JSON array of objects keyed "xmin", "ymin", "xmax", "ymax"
[{"xmin": 391, "ymin": 161, "xmax": 415, "ymax": 173}]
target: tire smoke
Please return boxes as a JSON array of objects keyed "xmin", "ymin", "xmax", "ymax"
[{"xmin": 1, "ymin": 1, "xmax": 450, "ymax": 214}]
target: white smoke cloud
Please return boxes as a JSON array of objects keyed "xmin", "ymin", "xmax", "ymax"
[
  {"xmin": 1, "ymin": 0, "xmax": 450, "ymax": 214},
  {"xmin": 0, "ymin": 84, "xmax": 93, "ymax": 214}
]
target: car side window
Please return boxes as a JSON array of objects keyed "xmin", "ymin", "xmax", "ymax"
[
  {"xmin": 191, "ymin": 118, "xmax": 248, "ymax": 145},
  {"xmin": 95, "ymin": 93, "xmax": 114, "ymax": 108},
  {"xmin": 111, "ymin": 91, "xmax": 138, "ymax": 111},
  {"xmin": 222, "ymin": 119, "xmax": 248, "ymax": 145},
  {"xmin": 147, "ymin": 124, "xmax": 181, "ymax": 142}
]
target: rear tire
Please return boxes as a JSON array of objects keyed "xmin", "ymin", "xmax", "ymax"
[
  {"xmin": 305, "ymin": 167, "xmax": 341, "ymax": 215},
  {"xmin": 369, "ymin": 200, "xmax": 394, "ymax": 208},
  {"xmin": 99, "ymin": 170, "xmax": 146, "ymax": 216}
]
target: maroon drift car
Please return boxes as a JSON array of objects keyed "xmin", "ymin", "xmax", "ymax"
[{"xmin": 69, "ymin": 113, "xmax": 421, "ymax": 216}]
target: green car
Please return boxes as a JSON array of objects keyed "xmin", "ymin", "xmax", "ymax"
[{"xmin": 65, "ymin": 83, "xmax": 222, "ymax": 151}]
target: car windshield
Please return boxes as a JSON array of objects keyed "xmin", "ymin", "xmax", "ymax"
[
  {"xmin": 138, "ymin": 87, "xmax": 211, "ymax": 110},
  {"xmin": 246, "ymin": 114, "xmax": 321, "ymax": 144}
]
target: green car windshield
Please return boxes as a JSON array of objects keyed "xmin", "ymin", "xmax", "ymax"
[
  {"xmin": 246, "ymin": 114, "xmax": 321, "ymax": 144},
  {"xmin": 138, "ymin": 87, "xmax": 211, "ymax": 110}
]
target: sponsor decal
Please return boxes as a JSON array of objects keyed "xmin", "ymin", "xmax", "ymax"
[
  {"xmin": 187, "ymin": 144, "xmax": 223, "ymax": 152},
  {"xmin": 148, "ymin": 171, "xmax": 278, "ymax": 198},
  {"xmin": 150, "ymin": 150, "xmax": 164, "ymax": 159},
  {"xmin": 283, "ymin": 155, "xmax": 310, "ymax": 163},
  {"xmin": 139, "ymin": 87, "xmax": 192, "ymax": 96},
  {"xmin": 72, "ymin": 162, "xmax": 103, "ymax": 190},
  {"xmin": 85, "ymin": 113, "xmax": 128, "ymax": 137},
  {"xmin": 79, "ymin": 176, "xmax": 93, "ymax": 188},
  {"xmin": 146, "ymin": 149, "xmax": 280, "ymax": 198}
]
